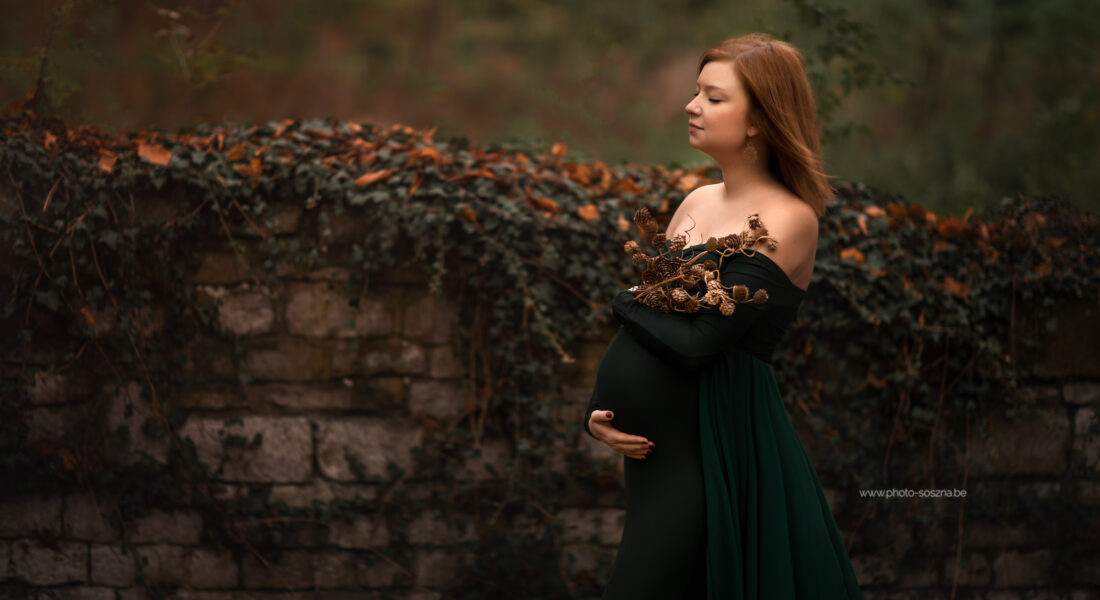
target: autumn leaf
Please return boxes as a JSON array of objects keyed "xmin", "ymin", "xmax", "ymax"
[
  {"xmin": 355, "ymin": 168, "xmax": 392, "ymax": 187},
  {"xmin": 1023, "ymin": 212, "xmax": 1046, "ymax": 233},
  {"xmin": 526, "ymin": 187, "xmax": 560, "ymax": 213},
  {"xmin": 78, "ymin": 306, "xmax": 96, "ymax": 329},
  {"xmin": 550, "ymin": 142, "xmax": 567, "ymax": 158},
  {"xmin": 577, "ymin": 204, "xmax": 599, "ymax": 222},
  {"xmin": 939, "ymin": 276, "xmax": 971, "ymax": 298},
  {"xmin": 274, "ymin": 148, "xmax": 295, "ymax": 164},
  {"xmin": 457, "ymin": 206, "xmax": 478, "ymax": 225},
  {"xmin": 137, "ymin": 141, "xmax": 172, "ymax": 166},
  {"xmin": 225, "ymin": 142, "xmax": 247, "ymax": 163},
  {"xmin": 616, "ymin": 212, "xmax": 632, "ymax": 231},
  {"xmin": 234, "ymin": 157, "xmax": 262, "ymax": 178},
  {"xmin": 864, "ymin": 205, "xmax": 886, "ymax": 218},
  {"xmin": 97, "ymin": 149, "xmax": 117, "ymax": 175},
  {"xmin": 856, "ymin": 213, "xmax": 868, "ymax": 235},
  {"xmin": 676, "ymin": 172, "xmax": 708, "ymax": 192},
  {"xmin": 839, "ymin": 247, "xmax": 866, "ymax": 264}
]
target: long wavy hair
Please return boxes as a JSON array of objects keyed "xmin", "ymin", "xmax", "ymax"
[{"xmin": 698, "ymin": 34, "xmax": 833, "ymax": 218}]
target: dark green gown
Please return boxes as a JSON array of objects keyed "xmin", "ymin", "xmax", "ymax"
[{"xmin": 584, "ymin": 243, "xmax": 863, "ymax": 599}]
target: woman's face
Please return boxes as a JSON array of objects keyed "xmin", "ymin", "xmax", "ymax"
[{"xmin": 685, "ymin": 60, "xmax": 757, "ymax": 155}]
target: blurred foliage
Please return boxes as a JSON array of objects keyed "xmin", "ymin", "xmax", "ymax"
[{"xmin": 0, "ymin": 0, "xmax": 1096, "ymax": 216}]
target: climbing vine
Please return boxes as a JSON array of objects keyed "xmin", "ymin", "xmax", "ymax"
[{"xmin": 1, "ymin": 103, "xmax": 1097, "ymax": 597}]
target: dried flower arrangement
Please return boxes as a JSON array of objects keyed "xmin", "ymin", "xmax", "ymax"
[{"xmin": 624, "ymin": 206, "xmax": 778, "ymax": 315}]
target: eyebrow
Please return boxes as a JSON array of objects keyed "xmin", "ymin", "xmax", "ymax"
[{"xmin": 694, "ymin": 83, "xmax": 725, "ymax": 92}]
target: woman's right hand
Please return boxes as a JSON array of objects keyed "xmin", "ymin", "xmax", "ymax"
[{"xmin": 588, "ymin": 410, "xmax": 655, "ymax": 460}]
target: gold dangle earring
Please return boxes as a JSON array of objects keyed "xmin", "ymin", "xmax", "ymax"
[{"xmin": 743, "ymin": 137, "xmax": 758, "ymax": 165}]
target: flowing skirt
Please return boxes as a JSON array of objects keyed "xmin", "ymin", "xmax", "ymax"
[{"xmin": 699, "ymin": 348, "xmax": 863, "ymax": 599}]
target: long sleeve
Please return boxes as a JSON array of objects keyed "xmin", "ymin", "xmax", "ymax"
[
  {"xmin": 583, "ymin": 389, "xmax": 602, "ymax": 439},
  {"xmin": 610, "ymin": 256, "xmax": 776, "ymax": 371}
]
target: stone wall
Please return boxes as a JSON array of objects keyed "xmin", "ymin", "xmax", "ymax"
[{"xmin": 3, "ymin": 212, "xmax": 1099, "ymax": 599}]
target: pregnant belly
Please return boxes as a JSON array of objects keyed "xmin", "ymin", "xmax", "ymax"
[{"xmin": 593, "ymin": 329, "xmax": 699, "ymax": 442}]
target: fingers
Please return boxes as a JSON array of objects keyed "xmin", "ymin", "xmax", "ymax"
[
  {"xmin": 612, "ymin": 441, "xmax": 653, "ymax": 460},
  {"xmin": 592, "ymin": 410, "xmax": 615, "ymax": 422}
]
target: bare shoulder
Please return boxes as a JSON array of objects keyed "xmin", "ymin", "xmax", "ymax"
[
  {"xmin": 756, "ymin": 193, "xmax": 819, "ymax": 289},
  {"xmin": 775, "ymin": 195, "xmax": 819, "ymax": 245}
]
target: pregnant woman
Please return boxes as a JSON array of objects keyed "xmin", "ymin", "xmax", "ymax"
[{"xmin": 583, "ymin": 34, "xmax": 863, "ymax": 599}]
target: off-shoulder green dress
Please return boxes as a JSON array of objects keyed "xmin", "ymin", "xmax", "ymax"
[{"xmin": 583, "ymin": 243, "xmax": 863, "ymax": 599}]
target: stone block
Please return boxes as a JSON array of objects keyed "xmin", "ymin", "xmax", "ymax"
[
  {"xmin": 415, "ymin": 547, "xmax": 470, "ymax": 588},
  {"xmin": 186, "ymin": 249, "xmax": 255, "ymax": 284},
  {"xmin": 0, "ymin": 493, "xmax": 61, "ymax": 536},
  {"xmin": 91, "ymin": 544, "xmax": 136, "ymax": 586},
  {"xmin": 310, "ymin": 550, "xmax": 407, "ymax": 588},
  {"xmin": 30, "ymin": 587, "xmax": 115, "ymax": 600},
  {"xmin": 124, "ymin": 509, "xmax": 203, "ymax": 544},
  {"xmin": 992, "ymin": 549, "xmax": 1052, "ymax": 587},
  {"xmin": 242, "ymin": 337, "xmax": 359, "ymax": 382},
  {"xmin": 63, "ymin": 491, "xmax": 119, "ymax": 542},
  {"xmin": 1076, "ymin": 480, "xmax": 1100, "ymax": 505},
  {"xmin": 363, "ymin": 339, "xmax": 427, "ymax": 375},
  {"xmin": 246, "ymin": 383, "xmax": 355, "ymax": 410},
  {"xmin": 851, "ymin": 554, "xmax": 896, "ymax": 585},
  {"xmin": 103, "ymin": 381, "xmax": 171, "ymax": 464},
  {"xmin": 315, "ymin": 417, "xmax": 422, "ymax": 481},
  {"xmin": 266, "ymin": 480, "xmax": 378, "ymax": 509},
  {"xmin": 286, "ymin": 282, "xmax": 392, "ymax": 338},
  {"xmin": 406, "ymin": 510, "xmax": 477, "ymax": 545},
  {"xmin": 409, "ymin": 379, "xmax": 469, "ymax": 421},
  {"xmin": 174, "ymin": 388, "xmax": 243, "ymax": 409},
  {"xmin": 963, "ymin": 407, "xmax": 1070, "ymax": 476},
  {"xmin": 242, "ymin": 549, "xmax": 313, "ymax": 589},
  {"xmin": 557, "ymin": 507, "xmax": 624, "ymax": 545},
  {"xmin": 231, "ymin": 204, "xmax": 302, "ymax": 237},
  {"xmin": 1074, "ymin": 406, "xmax": 1099, "ymax": 470},
  {"xmin": 1065, "ymin": 382, "xmax": 1100, "ymax": 406},
  {"xmin": 131, "ymin": 545, "xmax": 236, "ymax": 588},
  {"xmin": 941, "ymin": 552, "xmax": 990, "ymax": 587},
  {"xmin": 10, "ymin": 539, "xmax": 86, "ymax": 585},
  {"xmin": 401, "ymin": 293, "xmax": 452, "ymax": 344},
  {"xmin": 25, "ymin": 369, "xmax": 72, "ymax": 402},
  {"xmin": 178, "ymin": 415, "xmax": 312, "ymax": 483},
  {"xmin": 457, "ymin": 438, "xmax": 511, "ymax": 480},
  {"xmin": 177, "ymin": 338, "xmax": 237, "ymax": 381},
  {"xmin": 428, "ymin": 344, "xmax": 464, "ymax": 379},
  {"xmin": 215, "ymin": 289, "xmax": 275, "ymax": 336},
  {"xmin": 328, "ymin": 516, "xmax": 390, "ymax": 549},
  {"xmin": 24, "ymin": 405, "xmax": 79, "ymax": 446}
]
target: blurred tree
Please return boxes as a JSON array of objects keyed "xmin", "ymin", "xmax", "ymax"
[{"xmin": 0, "ymin": 0, "xmax": 1094, "ymax": 213}]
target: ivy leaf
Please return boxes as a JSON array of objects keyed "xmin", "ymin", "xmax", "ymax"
[
  {"xmin": 34, "ymin": 290, "xmax": 60, "ymax": 311},
  {"xmin": 99, "ymin": 230, "xmax": 120, "ymax": 250}
]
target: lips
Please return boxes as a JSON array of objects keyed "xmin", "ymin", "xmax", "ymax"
[{"xmin": 689, "ymin": 123, "xmax": 703, "ymax": 131}]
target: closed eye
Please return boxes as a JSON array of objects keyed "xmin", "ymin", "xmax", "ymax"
[{"xmin": 689, "ymin": 91, "xmax": 720, "ymax": 103}]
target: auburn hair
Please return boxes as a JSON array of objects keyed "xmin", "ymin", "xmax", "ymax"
[{"xmin": 698, "ymin": 33, "xmax": 833, "ymax": 218}]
